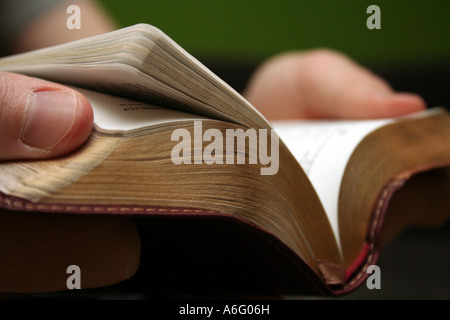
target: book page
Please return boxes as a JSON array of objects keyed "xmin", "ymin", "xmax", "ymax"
[
  {"xmin": 15, "ymin": 65, "xmax": 234, "ymax": 123},
  {"xmin": 273, "ymin": 118, "xmax": 395, "ymax": 251},
  {"xmin": 71, "ymin": 86, "xmax": 208, "ymax": 135},
  {"xmin": 0, "ymin": 23, "xmax": 270, "ymax": 129}
]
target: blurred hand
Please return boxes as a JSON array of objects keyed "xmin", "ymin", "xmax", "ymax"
[{"xmin": 243, "ymin": 49, "xmax": 426, "ymax": 120}]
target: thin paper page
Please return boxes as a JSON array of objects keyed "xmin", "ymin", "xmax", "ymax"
[
  {"xmin": 273, "ymin": 118, "xmax": 394, "ymax": 251},
  {"xmin": 71, "ymin": 86, "xmax": 207, "ymax": 134},
  {"xmin": 7, "ymin": 64, "xmax": 234, "ymax": 123}
]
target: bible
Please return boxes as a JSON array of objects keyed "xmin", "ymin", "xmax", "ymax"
[{"xmin": 0, "ymin": 24, "xmax": 449, "ymax": 297}]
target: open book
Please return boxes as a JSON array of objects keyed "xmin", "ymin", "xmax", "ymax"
[{"xmin": 0, "ymin": 24, "xmax": 449, "ymax": 296}]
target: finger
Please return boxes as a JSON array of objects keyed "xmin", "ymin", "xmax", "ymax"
[
  {"xmin": 243, "ymin": 50, "xmax": 426, "ymax": 120},
  {"xmin": 0, "ymin": 212, "xmax": 141, "ymax": 293},
  {"xmin": 295, "ymin": 50, "xmax": 426, "ymax": 119},
  {"xmin": 0, "ymin": 72, "xmax": 93, "ymax": 160}
]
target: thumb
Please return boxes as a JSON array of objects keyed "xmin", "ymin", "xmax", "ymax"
[{"xmin": 0, "ymin": 72, "xmax": 93, "ymax": 160}]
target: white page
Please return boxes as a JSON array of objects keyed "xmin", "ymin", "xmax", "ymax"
[
  {"xmin": 273, "ymin": 118, "xmax": 394, "ymax": 252},
  {"xmin": 71, "ymin": 86, "xmax": 207, "ymax": 134},
  {"xmin": 272, "ymin": 108, "xmax": 440, "ymax": 250}
]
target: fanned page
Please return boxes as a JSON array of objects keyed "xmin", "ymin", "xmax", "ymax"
[
  {"xmin": 272, "ymin": 109, "xmax": 440, "ymax": 252},
  {"xmin": 0, "ymin": 23, "xmax": 270, "ymax": 130},
  {"xmin": 70, "ymin": 86, "xmax": 208, "ymax": 135}
]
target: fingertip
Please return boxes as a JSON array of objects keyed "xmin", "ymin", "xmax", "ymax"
[
  {"xmin": 38, "ymin": 89, "xmax": 94, "ymax": 158},
  {"xmin": 350, "ymin": 90, "xmax": 427, "ymax": 119},
  {"xmin": 68, "ymin": 90, "xmax": 94, "ymax": 150},
  {"xmin": 376, "ymin": 93, "xmax": 427, "ymax": 118}
]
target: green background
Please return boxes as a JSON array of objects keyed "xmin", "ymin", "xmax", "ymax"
[{"xmin": 99, "ymin": 0, "xmax": 450, "ymax": 67}]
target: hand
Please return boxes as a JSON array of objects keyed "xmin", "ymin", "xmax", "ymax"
[
  {"xmin": 243, "ymin": 49, "xmax": 426, "ymax": 120},
  {"xmin": 0, "ymin": 72, "xmax": 141, "ymax": 293}
]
